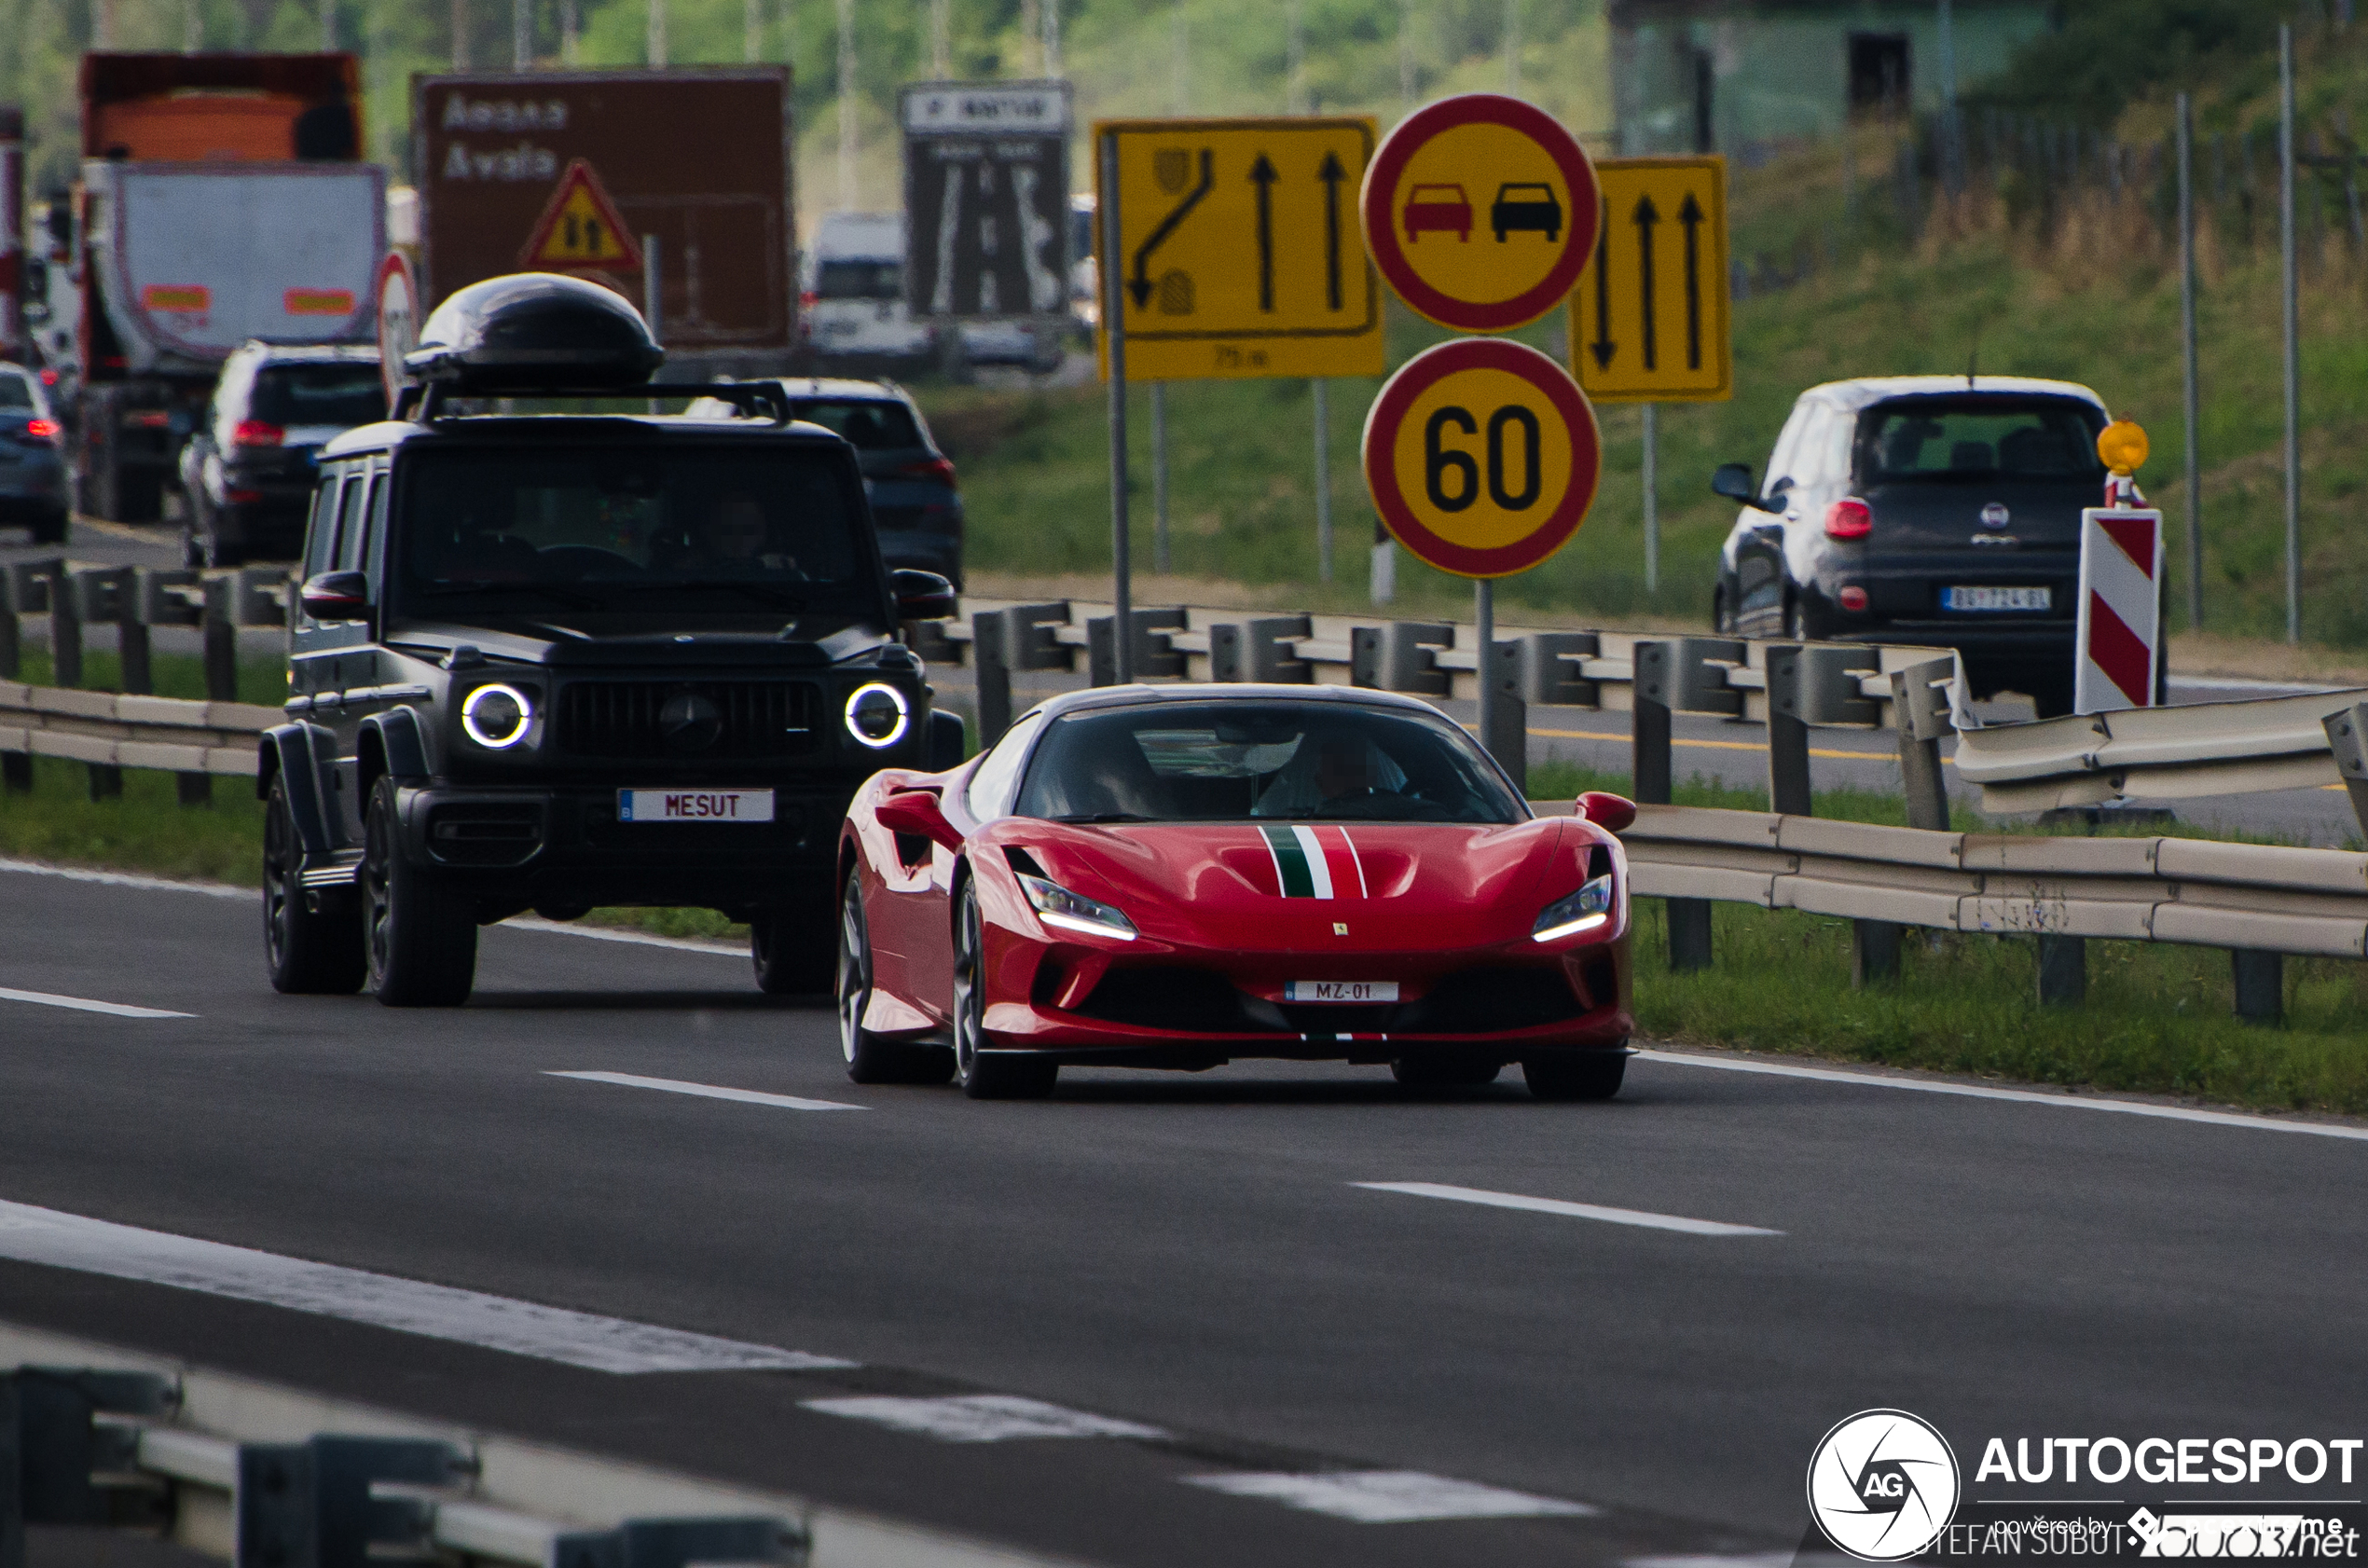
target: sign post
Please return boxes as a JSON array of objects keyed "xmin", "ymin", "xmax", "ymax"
[
  {"xmin": 1099, "ymin": 129, "xmax": 1133, "ymax": 683},
  {"xmin": 1570, "ymin": 155, "xmax": 1732, "ymax": 598},
  {"xmin": 1358, "ymin": 92, "xmax": 1602, "ymax": 761}
]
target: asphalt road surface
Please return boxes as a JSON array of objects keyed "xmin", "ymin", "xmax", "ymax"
[{"xmin": 3, "ymin": 860, "xmax": 2363, "ymax": 1566}]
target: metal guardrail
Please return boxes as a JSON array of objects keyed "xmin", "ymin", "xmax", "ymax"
[
  {"xmin": 1953, "ymin": 687, "xmax": 2368, "ymax": 829},
  {"xmin": 1588, "ymin": 801, "xmax": 2368, "ymax": 1020},
  {"xmin": 0, "ymin": 685, "xmax": 281, "ymax": 777}
]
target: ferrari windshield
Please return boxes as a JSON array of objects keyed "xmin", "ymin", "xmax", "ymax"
[
  {"xmin": 1012, "ymin": 702, "xmax": 1525, "ymax": 825},
  {"xmin": 391, "ymin": 446, "xmax": 876, "ymax": 617}
]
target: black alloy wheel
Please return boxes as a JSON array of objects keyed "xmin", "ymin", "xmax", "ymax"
[
  {"xmin": 837, "ymin": 873, "xmax": 954, "ymax": 1085},
  {"xmin": 1521, "ymin": 1049, "xmax": 1628, "ymax": 1102},
  {"xmin": 363, "ymin": 776, "xmax": 478, "ymax": 1007},
  {"xmin": 262, "ymin": 775, "xmax": 365, "ymax": 995},
  {"xmin": 952, "ymin": 878, "xmax": 1056, "ymax": 1100}
]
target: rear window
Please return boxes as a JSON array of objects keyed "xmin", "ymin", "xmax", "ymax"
[
  {"xmin": 0, "ymin": 374, "xmax": 35, "ymax": 410},
  {"xmin": 251, "ymin": 364, "xmax": 388, "ymax": 429},
  {"xmin": 791, "ymin": 400, "xmax": 923, "ymax": 450},
  {"xmin": 1858, "ymin": 398, "xmax": 2104, "ymax": 484},
  {"xmin": 816, "ymin": 259, "xmax": 902, "ymax": 300}
]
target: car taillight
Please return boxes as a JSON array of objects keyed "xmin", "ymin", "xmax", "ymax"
[
  {"xmin": 37, "ymin": 368, "xmax": 58, "ymax": 386},
  {"xmin": 21, "ymin": 419, "xmax": 60, "ymax": 443},
  {"xmin": 900, "ymin": 457, "xmax": 957, "ymax": 488},
  {"xmin": 1824, "ymin": 498, "xmax": 1873, "ymax": 540},
  {"xmin": 1838, "ymin": 585, "xmax": 1869, "ymax": 612},
  {"xmin": 233, "ymin": 420, "xmax": 285, "ymax": 448},
  {"xmin": 225, "ymin": 488, "xmax": 264, "ymax": 504},
  {"xmin": 799, "ymin": 290, "xmax": 818, "ymax": 309}
]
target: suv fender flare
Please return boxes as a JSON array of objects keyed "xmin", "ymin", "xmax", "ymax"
[
  {"xmin": 357, "ymin": 707, "xmax": 433, "ymax": 802},
  {"xmin": 256, "ymin": 722, "xmax": 345, "ymax": 858}
]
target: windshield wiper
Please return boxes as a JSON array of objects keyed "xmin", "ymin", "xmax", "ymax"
[
  {"xmin": 668, "ymin": 580, "xmax": 810, "ymax": 611},
  {"xmin": 420, "ymin": 580, "xmax": 601, "ymax": 609},
  {"xmin": 1048, "ymin": 812, "xmax": 1157, "ymax": 824}
]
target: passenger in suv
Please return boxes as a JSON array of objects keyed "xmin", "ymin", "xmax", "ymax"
[
  {"xmin": 1709, "ymin": 376, "xmax": 2110, "ymax": 717},
  {"xmin": 181, "ymin": 342, "xmax": 387, "ymax": 567},
  {"xmin": 260, "ymin": 274, "xmax": 959, "ymax": 1008},
  {"xmin": 709, "ymin": 380, "xmax": 964, "ymax": 588}
]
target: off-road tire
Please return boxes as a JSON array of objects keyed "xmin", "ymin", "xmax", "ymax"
[
  {"xmin": 364, "ymin": 777, "xmax": 478, "ymax": 1007},
  {"xmin": 262, "ymin": 775, "xmax": 365, "ymax": 995}
]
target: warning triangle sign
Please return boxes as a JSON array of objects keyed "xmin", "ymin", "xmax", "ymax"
[{"xmin": 519, "ymin": 158, "xmax": 638, "ymax": 272}]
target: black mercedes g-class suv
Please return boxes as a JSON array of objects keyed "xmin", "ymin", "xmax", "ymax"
[{"xmin": 259, "ymin": 273, "xmax": 960, "ymax": 1007}]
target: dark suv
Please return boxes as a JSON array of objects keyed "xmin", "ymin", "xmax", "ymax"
[
  {"xmin": 260, "ymin": 274, "xmax": 960, "ymax": 1008},
  {"xmin": 723, "ymin": 379, "xmax": 963, "ymax": 588},
  {"xmin": 1709, "ymin": 376, "xmax": 2110, "ymax": 716},
  {"xmin": 180, "ymin": 342, "xmax": 389, "ymax": 567}
]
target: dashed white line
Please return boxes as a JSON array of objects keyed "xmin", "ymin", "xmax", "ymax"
[
  {"xmin": 547, "ymin": 1070, "xmax": 866, "ymax": 1113},
  {"xmin": 1353, "ymin": 1181, "xmax": 1781, "ymax": 1237},
  {"xmin": 0, "ymin": 985, "xmax": 193, "ymax": 1020},
  {"xmin": 0, "ymin": 1198, "xmax": 853, "ymax": 1374},
  {"xmin": 801, "ymin": 1395, "xmax": 1166, "ymax": 1442},
  {"xmin": 1184, "ymin": 1470, "xmax": 1596, "ymax": 1523},
  {"xmin": 1637, "ymin": 1049, "xmax": 2368, "ymax": 1144}
]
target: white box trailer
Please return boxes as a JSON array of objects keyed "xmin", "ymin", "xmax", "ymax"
[{"xmin": 76, "ymin": 160, "xmax": 385, "ymax": 519}]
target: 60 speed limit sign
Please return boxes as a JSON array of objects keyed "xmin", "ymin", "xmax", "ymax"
[{"xmin": 1360, "ymin": 337, "xmax": 1601, "ymax": 578}]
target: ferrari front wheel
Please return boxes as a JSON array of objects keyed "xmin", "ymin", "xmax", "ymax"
[
  {"xmin": 838, "ymin": 873, "xmax": 953, "ymax": 1085},
  {"xmin": 1521, "ymin": 1049, "xmax": 1627, "ymax": 1102},
  {"xmin": 952, "ymin": 878, "xmax": 1057, "ymax": 1100}
]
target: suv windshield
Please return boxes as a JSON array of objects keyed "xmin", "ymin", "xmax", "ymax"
[
  {"xmin": 252, "ymin": 364, "xmax": 388, "ymax": 429},
  {"xmin": 392, "ymin": 446, "xmax": 878, "ymax": 618},
  {"xmin": 1858, "ymin": 397, "xmax": 2104, "ymax": 484},
  {"xmin": 791, "ymin": 400, "xmax": 923, "ymax": 450},
  {"xmin": 1012, "ymin": 702, "xmax": 1524, "ymax": 825}
]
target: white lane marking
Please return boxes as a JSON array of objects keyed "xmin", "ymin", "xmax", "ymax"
[
  {"xmin": 0, "ymin": 985, "xmax": 193, "ymax": 1020},
  {"xmin": 0, "ymin": 860, "xmax": 244, "ymax": 899},
  {"xmin": 503, "ymin": 917, "xmax": 746, "ymax": 956},
  {"xmin": 0, "ymin": 1199, "xmax": 854, "ymax": 1375},
  {"xmin": 1637, "ymin": 1049, "xmax": 2368, "ymax": 1144},
  {"xmin": 1354, "ymin": 1181, "xmax": 1781, "ymax": 1238},
  {"xmin": 1629, "ymin": 1555, "xmax": 1815, "ymax": 1568},
  {"xmin": 1185, "ymin": 1470, "xmax": 1596, "ymax": 1523},
  {"xmin": 548, "ymin": 1070, "xmax": 866, "ymax": 1113},
  {"xmin": 801, "ymin": 1395, "xmax": 1166, "ymax": 1443}
]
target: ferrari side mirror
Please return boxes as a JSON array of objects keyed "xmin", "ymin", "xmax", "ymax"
[
  {"xmin": 1577, "ymin": 791, "xmax": 1636, "ymax": 833},
  {"xmin": 875, "ymin": 786, "xmax": 965, "ymax": 852}
]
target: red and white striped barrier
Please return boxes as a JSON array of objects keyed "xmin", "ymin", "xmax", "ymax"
[{"xmin": 2073, "ymin": 475, "xmax": 2163, "ymax": 714}]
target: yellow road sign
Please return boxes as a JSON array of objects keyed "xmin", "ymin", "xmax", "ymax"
[
  {"xmin": 1095, "ymin": 117, "xmax": 1383, "ymax": 382},
  {"xmin": 1361, "ymin": 337, "xmax": 1602, "ymax": 579},
  {"xmin": 519, "ymin": 158, "xmax": 637, "ymax": 272},
  {"xmin": 1572, "ymin": 156, "xmax": 1730, "ymax": 403}
]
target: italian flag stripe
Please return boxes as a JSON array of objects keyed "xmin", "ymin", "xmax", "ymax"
[
  {"xmin": 1260, "ymin": 825, "xmax": 1368, "ymax": 899},
  {"xmin": 1291, "ymin": 826, "xmax": 1335, "ymax": 899},
  {"xmin": 1260, "ymin": 824, "xmax": 1315, "ymax": 898}
]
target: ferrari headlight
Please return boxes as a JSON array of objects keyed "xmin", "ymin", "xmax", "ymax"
[
  {"xmin": 461, "ymin": 682, "xmax": 533, "ymax": 750},
  {"xmin": 845, "ymin": 682, "xmax": 911, "ymax": 749},
  {"xmin": 1018, "ymin": 873, "xmax": 1137, "ymax": 942},
  {"xmin": 1533, "ymin": 873, "xmax": 1615, "ymax": 942}
]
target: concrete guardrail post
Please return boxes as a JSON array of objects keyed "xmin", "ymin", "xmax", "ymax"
[
  {"xmin": 2036, "ymin": 929, "xmax": 2087, "ymax": 1008},
  {"xmin": 1765, "ymin": 643, "xmax": 1814, "ymax": 818},
  {"xmin": 201, "ymin": 574, "xmax": 240, "ymax": 704},
  {"xmin": 141, "ymin": 570, "xmax": 209, "ymax": 805},
  {"xmin": 41, "ymin": 560, "xmax": 79, "ymax": 692},
  {"xmin": 2325, "ymin": 701, "xmax": 2368, "ymax": 843},
  {"xmin": 1891, "ymin": 656, "xmax": 1957, "ymax": 833},
  {"xmin": 1210, "ymin": 616, "xmax": 1311, "ymax": 683},
  {"xmin": 2231, "ymin": 950, "xmax": 2284, "ymax": 1025},
  {"xmin": 0, "ymin": 564, "xmax": 51, "ymax": 793},
  {"xmin": 1087, "ymin": 607, "xmax": 1185, "ymax": 687},
  {"xmin": 1348, "ymin": 622, "xmax": 1451, "ymax": 695},
  {"xmin": 1632, "ymin": 640, "xmax": 1711, "ymax": 971},
  {"xmin": 1517, "ymin": 632, "xmax": 1598, "ymax": 708},
  {"xmin": 1483, "ymin": 639, "xmax": 1524, "ymax": 792},
  {"xmin": 72, "ymin": 569, "xmax": 136, "ymax": 800},
  {"xmin": 1771, "ymin": 643, "xmax": 1891, "ymax": 982}
]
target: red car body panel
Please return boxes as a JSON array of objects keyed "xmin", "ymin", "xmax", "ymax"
[{"xmin": 837, "ymin": 720, "xmax": 1633, "ymax": 1068}]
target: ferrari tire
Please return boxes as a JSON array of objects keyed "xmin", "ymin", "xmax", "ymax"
[
  {"xmin": 952, "ymin": 878, "xmax": 1057, "ymax": 1100},
  {"xmin": 837, "ymin": 873, "xmax": 954, "ymax": 1084},
  {"xmin": 262, "ymin": 775, "xmax": 365, "ymax": 995},
  {"xmin": 364, "ymin": 777, "xmax": 478, "ymax": 1007},
  {"xmin": 1521, "ymin": 1049, "xmax": 1627, "ymax": 1102},
  {"xmin": 1390, "ymin": 1055, "xmax": 1502, "ymax": 1090},
  {"xmin": 754, "ymin": 893, "xmax": 835, "ymax": 995}
]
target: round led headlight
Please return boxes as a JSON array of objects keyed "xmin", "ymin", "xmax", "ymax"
[
  {"xmin": 461, "ymin": 682, "xmax": 533, "ymax": 750},
  {"xmin": 843, "ymin": 682, "xmax": 911, "ymax": 750}
]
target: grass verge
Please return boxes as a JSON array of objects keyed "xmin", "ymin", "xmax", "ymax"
[{"xmin": 2, "ymin": 755, "xmax": 2359, "ymax": 1114}]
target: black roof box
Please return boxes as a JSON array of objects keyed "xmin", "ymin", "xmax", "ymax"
[{"xmin": 404, "ymin": 273, "xmax": 664, "ymax": 392}]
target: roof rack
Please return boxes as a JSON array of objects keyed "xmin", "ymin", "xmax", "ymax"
[{"xmin": 395, "ymin": 381, "xmax": 792, "ymax": 424}]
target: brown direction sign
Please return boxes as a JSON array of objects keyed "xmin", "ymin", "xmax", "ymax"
[
  {"xmin": 413, "ymin": 68, "xmax": 793, "ymax": 355},
  {"xmin": 1361, "ymin": 337, "xmax": 1601, "ymax": 579}
]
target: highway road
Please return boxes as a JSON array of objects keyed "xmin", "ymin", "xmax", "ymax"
[{"xmin": 4, "ymin": 859, "xmax": 2364, "ymax": 1566}]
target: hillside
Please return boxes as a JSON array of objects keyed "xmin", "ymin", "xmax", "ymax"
[{"xmin": 921, "ymin": 13, "xmax": 2368, "ymax": 649}]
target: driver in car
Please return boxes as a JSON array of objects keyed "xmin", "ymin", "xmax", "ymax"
[{"xmin": 679, "ymin": 492, "xmax": 795, "ymax": 575}]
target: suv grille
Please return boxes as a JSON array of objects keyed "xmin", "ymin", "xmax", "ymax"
[{"xmin": 557, "ymin": 681, "xmax": 821, "ymax": 760}]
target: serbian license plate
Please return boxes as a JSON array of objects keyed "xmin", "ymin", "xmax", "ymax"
[
  {"xmin": 617, "ymin": 789, "xmax": 775, "ymax": 823},
  {"xmin": 1942, "ymin": 585, "xmax": 2051, "ymax": 612},
  {"xmin": 1284, "ymin": 981, "xmax": 1399, "ymax": 1003}
]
